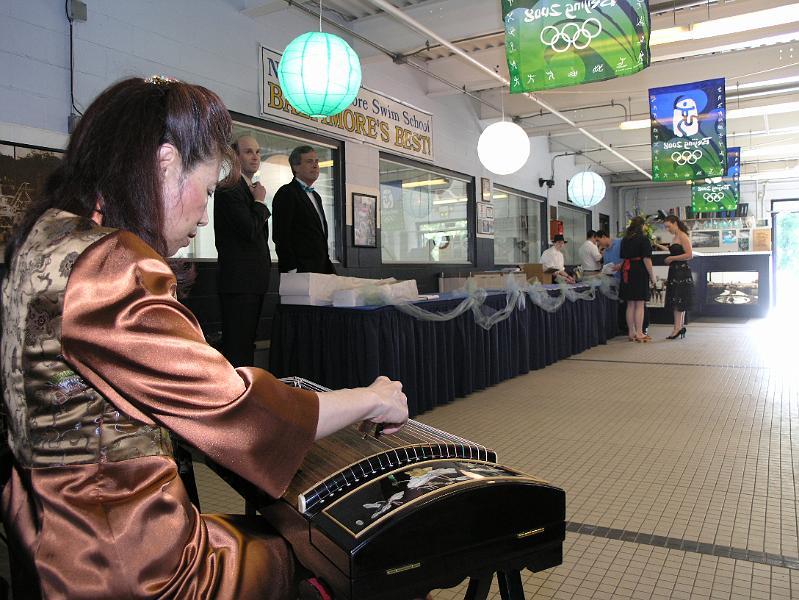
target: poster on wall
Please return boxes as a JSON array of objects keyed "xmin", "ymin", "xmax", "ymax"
[
  {"xmin": 260, "ymin": 47, "xmax": 434, "ymax": 163},
  {"xmin": 752, "ymin": 228, "xmax": 772, "ymax": 252},
  {"xmin": 691, "ymin": 147, "xmax": 740, "ymax": 212},
  {"xmin": 650, "ymin": 78, "xmax": 727, "ymax": 182},
  {"xmin": 352, "ymin": 193, "xmax": 378, "ymax": 248},
  {"xmin": 691, "ymin": 230, "xmax": 720, "ymax": 249},
  {"xmin": 502, "ymin": 0, "xmax": 651, "ymax": 93}
]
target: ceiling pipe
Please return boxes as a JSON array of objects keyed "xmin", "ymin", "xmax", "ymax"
[
  {"xmin": 516, "ymin": 100, "xmax": 629, "ymax": 123},
  {"xmin": 367, "ymin": 0, "xmax": 653, "ymax": 180}
]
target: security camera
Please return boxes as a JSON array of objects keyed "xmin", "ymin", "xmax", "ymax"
[{"xmin": 538, "ymin": 178, "xmax": 555, "ymax": 189}]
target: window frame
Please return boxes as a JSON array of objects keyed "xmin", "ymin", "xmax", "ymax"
[
  {"xmin": 228, "ymin": 112, "xmax": 346, "ymax": 265},
  {"xmin": 492, "ymin": 184, "xmax": 548, "ymax": 267},
  {"xmin": 557, "ymin": 201, "xmax": 593, "ymax": 266},
  {"xmin": 378, "ymin": 152, "xmax": 475, "ymax": 266}
]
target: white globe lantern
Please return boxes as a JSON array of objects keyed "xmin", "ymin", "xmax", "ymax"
[
  {"xmin": 477, "ymin": 121, "xmax": 531, "ymax": 176},
  {"xmin": 568, "ymin": 171, "xmax": 606, "ymax": 208}
]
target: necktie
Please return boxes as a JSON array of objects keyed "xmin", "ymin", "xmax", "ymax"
[{"xmin": 301, "ymin": 182, "xmax": 326, "ymax": 235}]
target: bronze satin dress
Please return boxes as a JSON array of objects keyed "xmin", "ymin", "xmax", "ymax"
[{"xmin": 0, "ymin": 209, "xmax": 319, "ymax": 599}]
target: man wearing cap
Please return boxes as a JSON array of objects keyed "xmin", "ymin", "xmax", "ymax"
[
  {"xmin": 541, "ymin": 234, "xmax": 575, "ymax": 284},
  {"xmin": 272, "ymin": 145, "xmax": 336, "ymax": 274}
]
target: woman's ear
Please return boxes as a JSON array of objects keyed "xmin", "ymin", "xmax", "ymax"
[{"xmin": 158, "ymin": 143, "xmax": 180, "ymax": 180}]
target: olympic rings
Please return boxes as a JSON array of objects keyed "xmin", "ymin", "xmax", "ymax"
[
  {"xmin": 540, "ymin": 18, "xmax": 603, "ymax": 53},
  {"xmin": 670, "ymin": 149, "xmax": 703, "ymax": 166},
  {"xmin": 703, "ymin": 192, "xmax": 725, "ymax": 202}
]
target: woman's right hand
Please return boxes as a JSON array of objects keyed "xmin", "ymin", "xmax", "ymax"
[
  {"xmin": 315, "ymin": 377, "xmax": 408, "ymax": 440},
  {"xmin": 365, "ymin": 376, "xmax": 408, "ymax": 435}
]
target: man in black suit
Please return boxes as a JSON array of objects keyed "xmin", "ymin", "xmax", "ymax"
[
  {"xmin": 214, "ymin": 135, "xmax": 271, "ymax": 367},
  {"xmin": 272, "ymin": 145, "xmax": 335, "ymax": 274}
]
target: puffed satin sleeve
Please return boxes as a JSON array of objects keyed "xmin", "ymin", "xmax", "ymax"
[{"xmin": 61, "ymin": 231, "xmax": 319, "ymax": 498}]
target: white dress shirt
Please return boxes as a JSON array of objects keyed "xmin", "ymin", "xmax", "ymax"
[
  {"xmin": 295, "ymin": 177, "xmax": 325, "ymax": 226},
  {"xmin": 579, "ymin": 239, "xmax": 602, "ymax": 271},
  {"xmin": 541, "ymin": 246, "xmax": 565, "ymax": 272}
]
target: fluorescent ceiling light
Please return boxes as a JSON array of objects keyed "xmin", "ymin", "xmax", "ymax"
[
  {"xmin": 402, "ymin": 178, "xmax": 447, "ymax": 188},
  {"xmin": 740, "ymin": 168, "xmax": 799, "ymax": 182},
  {"xmin": 432, "ymin": 198, "xmax": 467, "ymax": 205},
  {"xmin": 730, "ymin": 101, "xmax": 799, "ymax": 119},
  {"xmin": 619, "ymin": 119, "xmax": 650, "ymax": 131},
  {"xmin": 654, "ymin": 30, "xmax": 799, "ymax": 62},
  {"xmin": 650, "ymin": 4, "xmax": 799, "ymax": 46},
  {"xmin": 732, "ymin": 125, "xmax": 799, "ymax": 138},
  {"xmin": 743, "ymin": 144, "xmax": 799, "ymax": 159},
  {"xmin": 492, "ymin": 193, "xmax": 508, "ymax": 199},
  {"xmin": 318, "ymin": 160, "xmax": 334, "ymax": 168},
  {"xmin": 619, "ymin": 101, "xmax": 799, "ymax": 130},
  {"xmin": 735, "ymin": 75, "xmax": 799, "ymax": 91}
]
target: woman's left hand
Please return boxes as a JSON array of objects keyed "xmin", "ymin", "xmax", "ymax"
[{"xmin": 664, "ymin": 257, "xmax": 672, "ymax": 265}]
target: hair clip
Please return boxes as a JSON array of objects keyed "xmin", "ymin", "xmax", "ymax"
[{"xmin": 144, "ymin": 75, "xmax": 178, "ymax": 86}]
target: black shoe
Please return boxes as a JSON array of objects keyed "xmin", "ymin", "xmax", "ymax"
[{"xmin": 666, "ymin": 327, "xmax": 686, "ymax": 340}]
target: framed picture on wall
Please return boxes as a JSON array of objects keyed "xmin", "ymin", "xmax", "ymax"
[
  {"xmin": 352, "ymin": 193, "xmax": 378, "ymax": 248},
  {"xmin": 481, "ymin": 177, "xmax": 492, "ymax": 202}
]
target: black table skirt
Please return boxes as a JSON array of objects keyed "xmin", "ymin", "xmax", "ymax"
[{"xmin": 270, "ymin": 292, "xmax": 618, "ymax": 417}]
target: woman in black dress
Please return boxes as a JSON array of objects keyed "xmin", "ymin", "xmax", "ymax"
[
  {"xmin": 620, "ymin": 217, "xmax": 657, "ymax": 342},
  {"xmin": 661, "ymin": 215, "xmax": 694, "ymax": 339}
]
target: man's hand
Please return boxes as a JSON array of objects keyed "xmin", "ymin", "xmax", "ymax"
[{"xmin": 251, "ymin": 181, "xmax": 267, "ymax": 203}]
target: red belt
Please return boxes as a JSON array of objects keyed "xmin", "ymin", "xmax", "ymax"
[{"xmin": 622, "ymin": 257, "xmax": 642, "ymax": 284}]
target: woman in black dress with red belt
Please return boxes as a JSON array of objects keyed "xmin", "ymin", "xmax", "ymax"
[{"xmin": 619, "ymin": 217, "xmax": 657, "ymax": 342}]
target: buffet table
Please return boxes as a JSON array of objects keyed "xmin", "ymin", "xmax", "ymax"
[{"xmin": 269, "ymin": 288, "xmax": 618, "ymax": 417}]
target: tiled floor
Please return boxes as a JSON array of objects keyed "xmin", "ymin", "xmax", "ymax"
[
  {"xmin": 194, "ymin": 317, "xmax": 797, "ymax": 598},
  {"xmin": 2, "ymin": 318, "xmax": 797, "ymax": 598}
]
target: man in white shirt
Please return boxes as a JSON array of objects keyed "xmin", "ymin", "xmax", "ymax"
[
  {"xmin": 579, "ymin": 230, "xmax": 603, "ymax": 274},
  {"xmin": 540, "ymin": 234, "xmax": 575, "ymax": 283}
]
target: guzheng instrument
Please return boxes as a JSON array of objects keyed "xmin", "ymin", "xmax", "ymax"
[{"xmin": 215, "ymin": 377, "xmax": 565, "ymax": 600}]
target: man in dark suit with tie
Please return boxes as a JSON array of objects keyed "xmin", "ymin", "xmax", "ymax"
[
  {"xmin": 272, "ymin": 145, "xmax": 336, "ymax": 274},
  {"xmin": 214, "ymin": 134, "xmax": 271, "ymax": 367}
]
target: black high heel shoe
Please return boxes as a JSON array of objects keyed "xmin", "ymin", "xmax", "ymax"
[{"xmin": 666, "ymin": 327, "xmax": 686, "ymax": 340}]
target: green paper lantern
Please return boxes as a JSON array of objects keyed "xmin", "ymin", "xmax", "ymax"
[{"xmin": 278, "ymin": 32, "xmax": 362, "ymax": 118}]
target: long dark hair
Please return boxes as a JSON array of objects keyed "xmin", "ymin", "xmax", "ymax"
[
  {"xmin": 5, "ymin": 77, "xmax": 238, "ymax": 262},
  {"xmin": 664, "ymin": 214, "xmax": 689, "ymax": 234},
  {"xmin": 624, "ymin": 216, "xmax": 645, "ymax": 239}
]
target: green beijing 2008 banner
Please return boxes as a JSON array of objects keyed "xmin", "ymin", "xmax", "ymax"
[
  {"xmin": 650, "ymin": 78, "xmax": 727, "ymax": 182},
  {"xmin": 502, "ymin": 0, "xmax": 651, "ymax": 93},
  {"xmin": 691, "ymin": 147, "xmax": 740, "ymax": 212}
]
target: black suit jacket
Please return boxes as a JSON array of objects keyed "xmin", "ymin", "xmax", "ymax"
[
  {"xmin": 272, "ymin": 179, "xmax": 335, "ymax": 274},
  {"xmin": 213, "ymin": 177, "xmax": 272, "ymax": 294}
]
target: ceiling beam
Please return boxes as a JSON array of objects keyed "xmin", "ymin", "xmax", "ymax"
[{"xmin": 241, "ymin": 0, "xmax": 287, "ymax": 17}]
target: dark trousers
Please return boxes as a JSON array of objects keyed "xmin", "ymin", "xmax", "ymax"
[{"xmin": 219, "ymin": 293, "xmax": 264, "ymax": 367}]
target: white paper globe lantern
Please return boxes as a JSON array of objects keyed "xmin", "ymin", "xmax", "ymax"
[
  {"xmin": 278, "ymin": 32, "xmax": 362, "ymax": 118},
  {"xmin": 568, "ymin": 171, "xmax": 606, "ymax": 208},
  {"xmin": 477, "ymin": 121, "xmax": 531, "ymax": 175}
]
